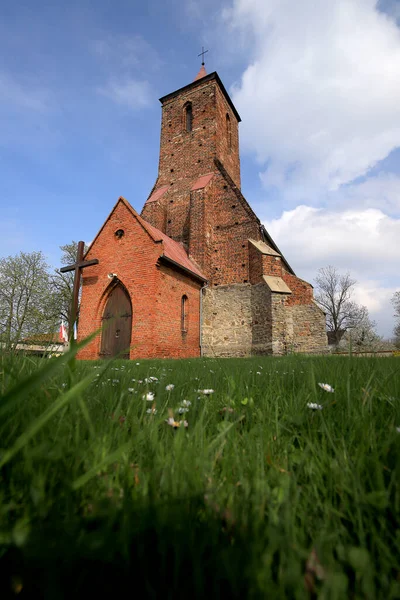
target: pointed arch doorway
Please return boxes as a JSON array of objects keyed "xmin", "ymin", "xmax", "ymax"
[{"xmin": 100, "ymin": 284, "xmax": 132, "ymax": 359}]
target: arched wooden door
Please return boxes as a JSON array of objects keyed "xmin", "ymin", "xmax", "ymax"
[{"xmin": 100, "ymin": 285, "xmax": 132, "ymax": 359}]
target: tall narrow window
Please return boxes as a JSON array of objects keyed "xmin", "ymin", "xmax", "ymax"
[
  {"xmin": 185, "ymin": 103, "xmax": 192, "ymax": 132},
  {"xmin": 181, "ymin": 295, "xmax": 188, "ymax": 332},
  {"xmin": 226, "ymin": 113, "xmax": 232, "ymax": 150}
]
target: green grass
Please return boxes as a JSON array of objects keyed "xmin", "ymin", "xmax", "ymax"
[{"xmin": 1, "ymin": 348, "xmax": 400, "ymax": 598}]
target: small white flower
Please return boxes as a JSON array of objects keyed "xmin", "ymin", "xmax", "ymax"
[
  {"xmin": 165, "ymin": 417, "xmax": 188, "ymax": 429},
  {"xmin": 197, "ymin": 389, "xmax": 214, "ymax": 395},
  {"xmin": 318, "ymin": 383, "xmax": 334, "ymax": 393},
  {"xmin": 396, "ymin": 426, "xmax": 400, "ymax": 433},
  {"xmin": 131, "ymin": 378, "xmax": 136, "ymax": 382},
  {"xmin": 128, "ymin": 388, "xmax": 134, "ymax": 393},
  {"xmin": 178, "ymin": 407, "xmax": 189, "ymax": 414},
  {"xmin": 146, "ymin": 407, "xmax": 157, "ymax": 415},
  {"xmin": 256, "ymin": 371, "xmax": 261, "ymax": 375},
  {"xmin": 143, "ymin": 392, "xmax": 155, "ymax": 401},
  {"xmin": 182, "ymin": 400, "xmax": 191, "ymax": 407},
  {"xmin": 112, "ymin": 379, "xmax": 119, "ymax": 383},
  {"xmin": 307, "ymin": 402, "xmax": 323, "ymax": 410},
  {"xmin": 136, "ymin": 362, "xmax": 140, "ymax": 365},
  {"xmin": 149, "ymin": 376, "xmax": 158, "ymax": 382},
  {"xmin": 165, "ymin": 384, "xmax": 175, "ymax": 391}
]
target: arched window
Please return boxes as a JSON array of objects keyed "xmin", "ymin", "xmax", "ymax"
[
  {"xmin": 226, "ymin": 113, "xmax": 232, "ymax": 150},
  {"xmin": 184, "ymin": 103, "xmax": 192, "ymax": 132},
  {"xmin": 181, "ymin": 295, "xmax": 188, "ymax": 332}
]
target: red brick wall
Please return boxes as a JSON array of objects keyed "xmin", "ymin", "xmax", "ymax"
[
  {"xmin": 215, "ymin": 86, "xmax": 241, "ymax": 188},
  {"xmin": 77, "ymin": 200, "xmax": 202, "ymax": 360},
  {"xmin": 208, "ymin": 172, "xmax": 260, "ymax": 285},
  {"xmin": 281, "ymin": 270, "xmax": 314, "ymax": 306},
  {"xmin": 141, "ymin": 74, "xmax": 241, "ymax": 247}
]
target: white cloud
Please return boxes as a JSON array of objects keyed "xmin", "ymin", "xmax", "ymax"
[
  {"xmin": 98, "ymin": 78, "xmax": 152, "ymax": 110},
  {"xmin": 338, "ymin": 172, "xmax": 400, "ymax": 215},
  {"xmin": 265, "ymin": 205, "xmax": 400, "ymax": 275},
  {"xmin": 224, "ymin": 0, "xmax": 400, "ymax": 198},
  {"xmin": 264, "ymin": 204, "xmax": 400, "ymax": 336}
]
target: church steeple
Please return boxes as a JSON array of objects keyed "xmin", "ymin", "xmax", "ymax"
[
  {"xmin": 194, "ymin": 64, "xmax": 207, "ymax": 81},
  {"xmin": 153, "ymin": 71, "xmax": 241, "ymax": 191},
  {"xmin": 141, "ymin": 68, "xmax": 242, "ymax": 250},
  {"xmin": 194, "ymin": 46, "xmax": 208, "ymax": 81}
]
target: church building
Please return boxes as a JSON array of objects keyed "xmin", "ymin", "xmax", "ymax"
[{"xmin": 77, "ymin": 65, "xmax": 327, "ymax": 359}]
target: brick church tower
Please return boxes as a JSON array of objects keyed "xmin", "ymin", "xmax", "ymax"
[
  {"xmin": 140, "ymin": 65, "xmax": 327, "ymax": 355},
  {"xmin": 77, "ymin": 65, "xmax": 327, "ymax": 359}
]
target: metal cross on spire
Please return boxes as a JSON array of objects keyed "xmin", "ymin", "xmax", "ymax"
[{"xmin": 198, "ymin": 46, "xmax": 208, "ymax": 66}]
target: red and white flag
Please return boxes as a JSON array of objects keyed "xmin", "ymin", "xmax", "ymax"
[{"xmin": 59, "ymin": 320, "xmax": 68, "ymax": 342}]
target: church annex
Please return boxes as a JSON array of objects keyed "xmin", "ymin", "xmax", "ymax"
[{"xmin": 77, "ymin": 65, "xmax": 327, "ymax": 359}]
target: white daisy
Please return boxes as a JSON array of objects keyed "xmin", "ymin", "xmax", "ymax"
[
  {"xmin": 143, "ymin": 392, "xmax": 155, "ymax": 401},
  {"xmin": 165, "ymin": 384, "xmax": 175, "ymax": 391},
  {"xmin": 318, "ymin": 383, "xmax": 334, "ymax": 393},
  {"xmin": 197, "ymin": 389, "xmax": 214, "ymax": 395},
  {"xmin": 307, "ymin": 402, "xmax": 323, "ymax": 410}
]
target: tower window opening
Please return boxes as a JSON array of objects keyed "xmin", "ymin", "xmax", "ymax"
[
  {"xmin": 181, "ymin": 295, "xmax": 188, "ymax": 332},
  {"xmin": 184, "ymin": 103, "xmax": 193, "ymax": 132},
  {"xmin": 226, "ymin": 113, "xmax": 232, "ymax": 151}
]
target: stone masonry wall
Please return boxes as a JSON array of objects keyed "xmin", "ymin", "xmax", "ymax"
[
  {"xmin": 287, "ymin": 303, "xmax": 328, "ymax": 353},
  {"xmin": 201, "ymin": 284, "xmax": 253, "ymax": 357},
  {"xmin": 202, "ymin": 282, "xmax": 275, "ymax": 357}
]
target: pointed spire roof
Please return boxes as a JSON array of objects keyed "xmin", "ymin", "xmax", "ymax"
[{"xmin": 194, "ymin": 64, "xmax": 207, "ymax": 81}]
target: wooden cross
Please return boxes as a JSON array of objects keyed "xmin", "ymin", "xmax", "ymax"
[
  {"xmin": 60, "ymin": 241, "xmax": 99, "ymax": 342},
  {"xmin": 198, "ymin": 46, "xmax": 208, "ymax": 66}
]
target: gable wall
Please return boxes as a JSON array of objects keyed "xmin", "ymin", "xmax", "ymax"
[{"xmin": 77, "ymin": 201, "xmax": 202, "ymax": 360}]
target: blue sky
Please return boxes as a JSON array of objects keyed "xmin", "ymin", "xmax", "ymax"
[{"xmin": 1, "ymin": 0, "xmax": 399, "ymax": 337}]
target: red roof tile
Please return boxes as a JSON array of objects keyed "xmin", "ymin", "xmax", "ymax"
[
  {"xmin": 89, "ymin": 196, "xmax": 207, "ymax": 281},
  {"xmin": 145, "ymin": 185, "xmax": 169, "ymax": 204},
  {"xmin": 191, "ymin": 173, "xmax": 214, "ymax": 191},
  {"xmin": 194, "ymin": 65, "xmax": 207, "ymax": 81},
  {"xmin": 139, "ymin": 217, "xmax": 206, "ymax": 280}
]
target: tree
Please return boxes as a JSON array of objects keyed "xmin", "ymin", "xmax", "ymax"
[
  {"xmin": 392, "ymin": 291, "xmax": 400, "ymax": 348},
  {"xmin": 0, "ymin": 251, "xmax": 58, "ymax": 350},
  {"xmin": 341, "ymin": 313, "xmax": 382, "ymax": 351},
  {"xmin": 314, "ymin": 266, "xmax": 370, "ymax": 346},
  {"xmin": 52, "ymin": 241, "xmax": 88, "ymax": 338}
]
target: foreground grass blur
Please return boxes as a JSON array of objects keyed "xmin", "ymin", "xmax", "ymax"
[{"xmin": 1, "ymin": 348, "xmax": 400, "ymax": 598}]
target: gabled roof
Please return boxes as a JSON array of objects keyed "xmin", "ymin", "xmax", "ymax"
[
  {"xmin": 85, "ymin": 196, "xmax": 207, "ymax": 282},
  {"xmin": 140, "ymin": 218, "xmax": 207, "ymax": 281},
  {"xmin": 194, "ymin": 64, "xmax": 207, "ymax": 81}
]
